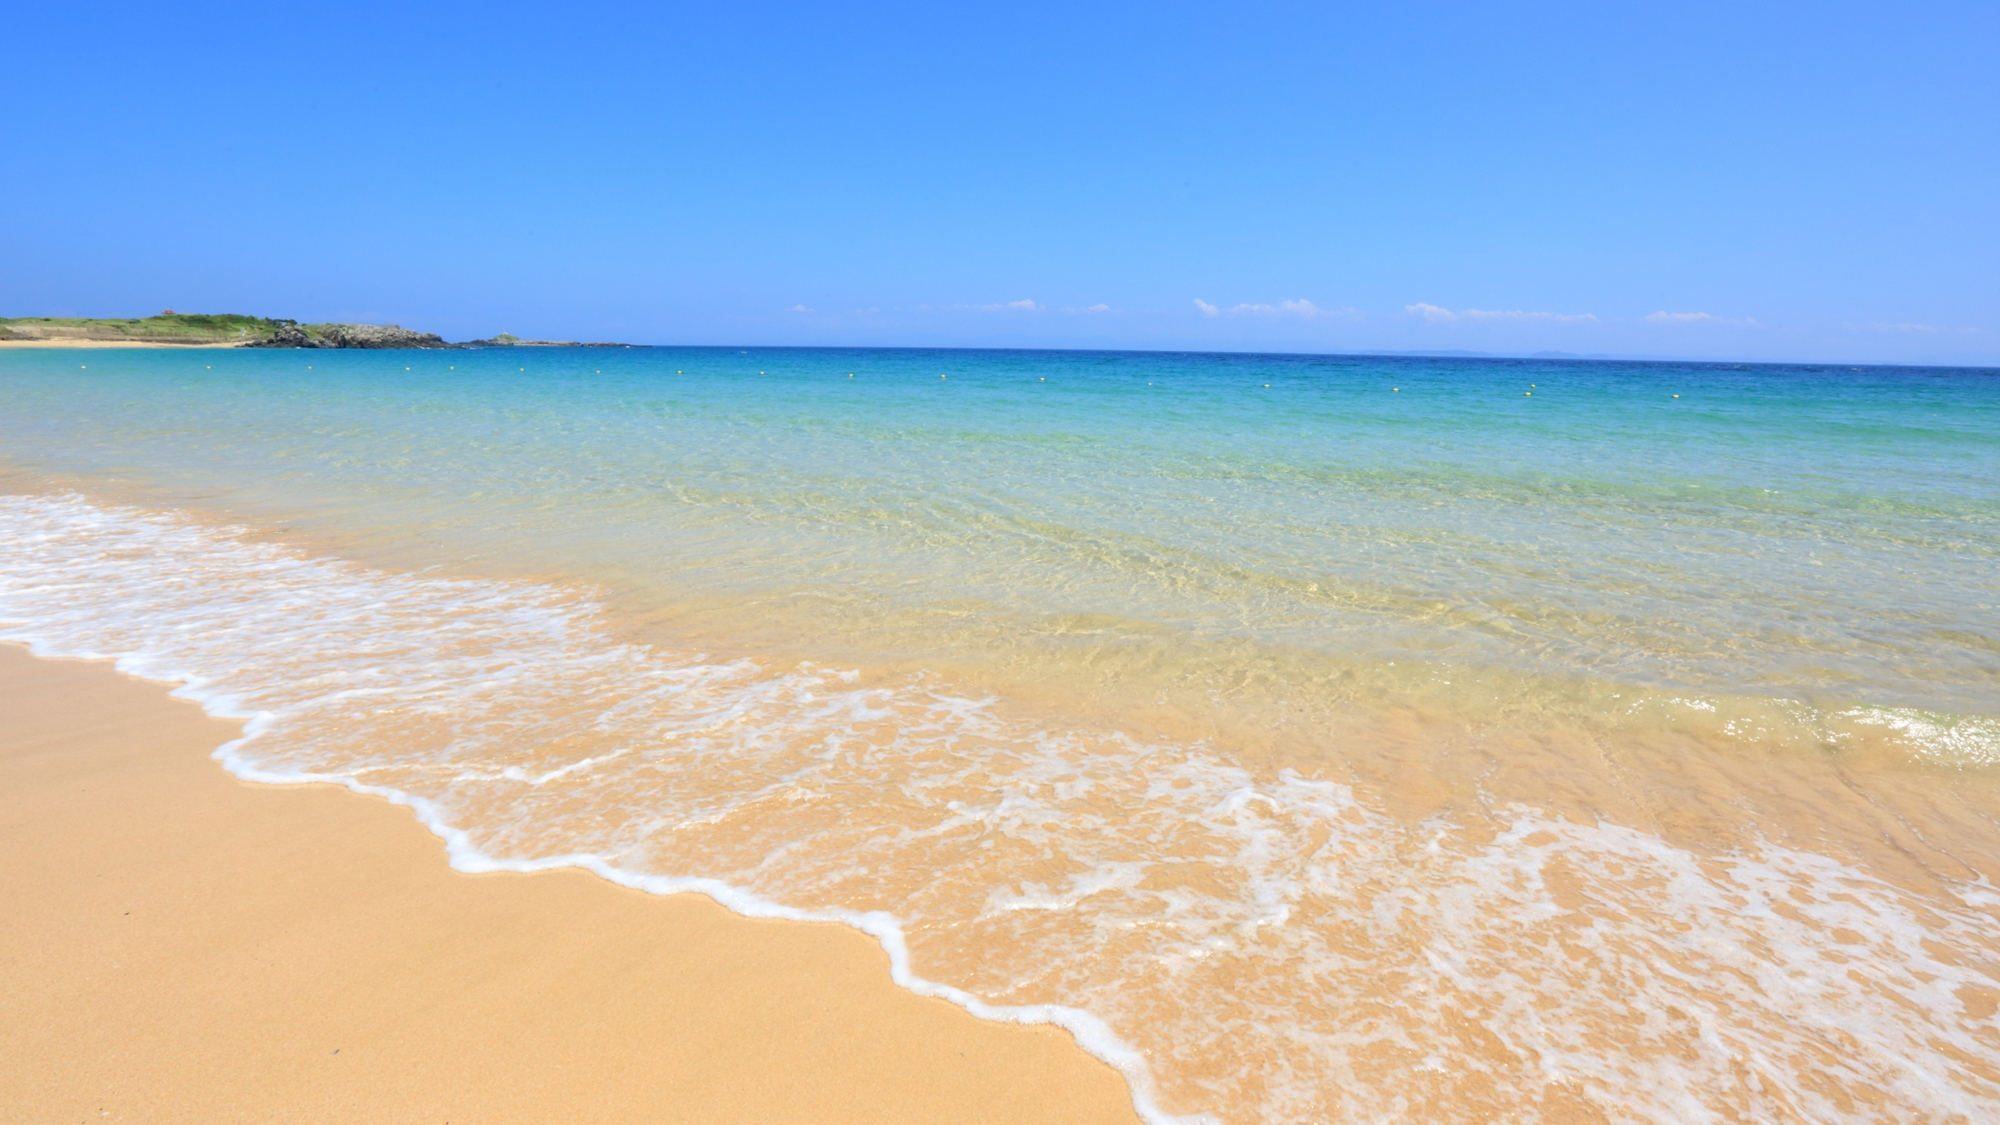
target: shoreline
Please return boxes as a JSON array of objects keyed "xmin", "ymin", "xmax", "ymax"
[
  {"xmin": 0, "ymin": 643, "xmax": 1143, "ymax": 1124},
  {"xmin": 0, "ymin": 338, "xmax": 250, "ymax": 348}
]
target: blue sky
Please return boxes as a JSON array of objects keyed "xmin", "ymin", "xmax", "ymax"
[{"xmin": 5, "ymin": 1, "xmax": 1995, "ymax": 363}]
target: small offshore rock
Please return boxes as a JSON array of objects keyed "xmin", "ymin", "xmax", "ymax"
[{"xmin": 461, "ymin": 332, "xmax": 636, "ymax": 348}]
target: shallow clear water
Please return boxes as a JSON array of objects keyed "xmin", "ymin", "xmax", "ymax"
[{"xmin": 3, "ymin": 346, "xmax": 1998, "ymax": 1123}]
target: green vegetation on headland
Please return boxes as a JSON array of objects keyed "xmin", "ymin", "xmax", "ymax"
[
  {"xmin": 0, "ymin": 313, "xmax": 288, "ymax": 344},
  {"xmin": 0, "ymin": 313, "xmax": 633, "ymax": 349}
]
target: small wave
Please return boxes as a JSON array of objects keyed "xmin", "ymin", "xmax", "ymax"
[{"xmin": 1841, "ymin": 705, "xmax": 2000, "ymax": 767}]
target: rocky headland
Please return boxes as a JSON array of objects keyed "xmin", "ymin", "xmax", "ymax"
[
  {"xmin": 246, "ymin": 323, "xmax": 454, "ymax": 349},
  {"xmin": 1, "ymin": 313, "xmax": 636, "ymax": 349}
]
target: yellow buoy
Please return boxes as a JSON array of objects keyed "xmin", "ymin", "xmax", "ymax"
[
  {"xmin": 1673, "ymin": 394, "xmax": 1680, "ymax": 398},
  {"xmin": 1525, "ymin": 391, "xmax": 1532, "ymax": 396},
  {"xmin": 1264, "ymin": 383, "xmax": 1271, "ymax": 388},
  {"xmin": 941, "ymin": 374, "xmax": 947, "ymax": 379},
  {"xmin": 1392, "ymin": 387, "xmax": 1399, "ymax": 392},
  {"xmin": 848, "ymin": 373, "xmax": 854, "ymax": 378},
  {"xmin": 1040, "ymin": 377, "xmax": 1045, "ymax": 381}
]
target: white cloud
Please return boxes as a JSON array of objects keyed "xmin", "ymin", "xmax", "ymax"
[
  {"xmin": 1645, "ymin": 310, "xmax": 1759, "ymax": 327},
  {"xmin": 1409, "ymin": 303, "xmax": 1597, "ymax": 324},
  {"xmin": 787, "ymin": 304, "xmax": 814, "ymax": 313},
  {"xmin": 1197, "ymin": 298, "xmax": 1357, "ymax": 320},
  {"xmin": 1242, "ymin": 299, "xmax": 1323, "ymax": 317},
  {"xmin": 1463, "ymin": 308, "xmax": 1598, "ymax": 323},
  {"xmin": 950, "ymin": 299, "xmax": 1042, "ymax": 312},
  {"xmin": 1065, "ymin": 303, "xmax": 1114, "ymax": 315},
  {"xmin": 1862, "ymin": 321, "xmax": 1939, "ymax": 333}
]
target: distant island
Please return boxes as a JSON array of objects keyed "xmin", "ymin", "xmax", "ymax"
[{"xmin": 0, "ymin": 312, "xmax": 635, "ymax": 349}]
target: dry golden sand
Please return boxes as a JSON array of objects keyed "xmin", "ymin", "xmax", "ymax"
[{"xmin": 0, "ymin": 644, "xmax": 1141, "ymax": 1125}]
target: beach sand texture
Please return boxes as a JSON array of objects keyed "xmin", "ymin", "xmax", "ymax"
[{"xmin": 0, "ymin": 644, "xmax": 1140, "ymax": 1125}]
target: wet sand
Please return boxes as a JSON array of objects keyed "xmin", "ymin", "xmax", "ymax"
[{"xmin": 0, "ymin": 643, "xmax": 1141, "ymax": 1125}]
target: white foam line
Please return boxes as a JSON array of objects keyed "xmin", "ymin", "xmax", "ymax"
[{"xmin": 0, "ymin": 629, "xmax": 1204, "ymax": 1125}]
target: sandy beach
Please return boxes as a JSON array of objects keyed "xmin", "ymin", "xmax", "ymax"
[
  {"xmin": 0, "ymin": 643, "xmax": 1141, "ymax": 1125},
  {"xmin": 0, "ymin": 339, "xmax": 249, "ymax": 348}
]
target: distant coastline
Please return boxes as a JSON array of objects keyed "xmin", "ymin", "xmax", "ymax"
[{"xmin": 0, "ymin": 313, "xmax": 636, "ymax": 349}]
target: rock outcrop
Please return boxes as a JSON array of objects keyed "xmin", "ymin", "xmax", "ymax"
[
  {"xmin": 461, "ymin": 335, "xmax": 576, "ymax": 347},
  {"xmin": 460, "ymin": 332, "xmax": 637, "ymax": 348},
  {"xmin": 244, "ymin": 324, "xmax": 455, "ymax": 349}
]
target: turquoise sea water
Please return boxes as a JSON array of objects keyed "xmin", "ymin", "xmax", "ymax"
[
  {"xmin": 4, "ymin": 346, "xmax": 1998, "ymax": 1123},
  {"xmin": 6, "ymin": 346, "xmax": 1997, "ymax": 713}
]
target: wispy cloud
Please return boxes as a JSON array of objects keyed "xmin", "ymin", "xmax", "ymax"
[
  {"xmin": 1644, "ymin": 310, "xmax": 1759, "ymax": 327},
  {"xmin": 1464, "ymin": 307, "xmax": 1597, "ymax": 323},
  {"xmin": 787, "ymin": 304, "xmax": 814, "ymax": 313},
  {"xmin": 1406, "ymin": 303, "xmax": 1597, "ymax": 324},
  {"xmin": 1195, "ymin": 298, "xmax": 1358, "ymax": 320},
  {"xmin": 1857, "ymin": 321, "xmax": 1939, "ymax": 333},
  {"xmin": 1410, "ymin": 304, "xmax": 1597, "ymax": 324},
  {"xmin": 1065, "ymin": 303, "xmax": 1114, "ymax": 315},
  {"xmin": 950, "ymin": 298, "xmax": 1041, "ymax": 313}
]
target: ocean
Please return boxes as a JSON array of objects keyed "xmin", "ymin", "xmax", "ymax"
[{"xmin": 3, "ymin": 345, "xmax": 1997, "ymax": 1123}]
